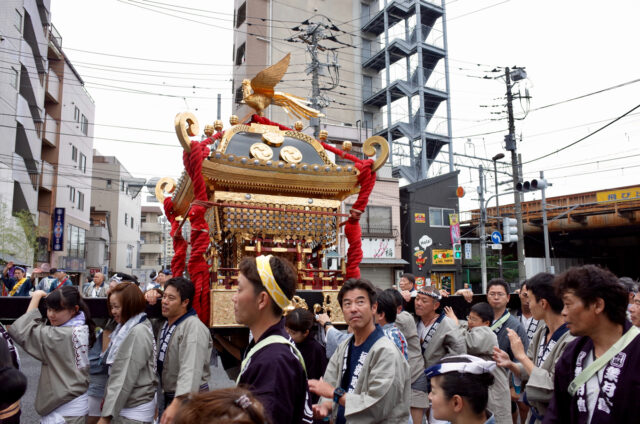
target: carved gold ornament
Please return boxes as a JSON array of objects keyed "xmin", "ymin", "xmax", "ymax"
[
  {"xmin": 363, "ymin": 135, "xmax": 390, "ymax": 173},
  {"xmin": 280, "ymin": 145, "xmax": 303, "ymax": 164},
  {"xmin": 262, "ymin": 131, "xmax": 284, "ymax": 147},
  {"xmin": 250, "ymin": 143, "xmax": 274, "ymax": 161},
  {"xmin": 174, "ymin": 112, "xmax": 199, "ymax": 152},
  {"xmin": 155, "ymin": 177, "xmax": 176, "ymax": 202}
]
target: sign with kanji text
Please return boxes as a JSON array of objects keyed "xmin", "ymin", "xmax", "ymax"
[
  {"xmin": 596, "ymin": 186, "xmax": 640, "ymax": 203},
  {"xmin": 464, "ymin": 243, "xmax": 472, "ymax": 259}
]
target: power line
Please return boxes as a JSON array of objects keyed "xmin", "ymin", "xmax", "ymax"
[{"xmin": 522, "ymin": 102, "xmax": 640, "ymax": 165}]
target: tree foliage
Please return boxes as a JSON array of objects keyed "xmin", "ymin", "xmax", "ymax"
[{"xmin": 0, "ymin": 202, "xmax": 40, "ymax": 266}]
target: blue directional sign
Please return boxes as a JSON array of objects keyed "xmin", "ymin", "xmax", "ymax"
[{"xmin": 491, "ymin": 231, "xmax": 502, "ymax": 244}]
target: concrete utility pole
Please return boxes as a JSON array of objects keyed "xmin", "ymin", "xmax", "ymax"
[
  {"xmin": 540, "ymin": 171, "xmax": 553, "ymax": 274},
  {"xmin": 504, "ymin": 67, "xmax": 527, "ymax": 283},
  {"xmin": 478, "ymin": 165, "xmax": 487, "ymax": 293},
  {"xmin": 492, "ymin": 153, "xmax": 505, "ymax": 279},
  {"xmin": 287, "ymin": 19, "xmax": 342, "ymax": 138}
]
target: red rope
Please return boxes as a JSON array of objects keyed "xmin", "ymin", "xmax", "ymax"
[
  {"xmin": 182, "ymin": 139, "xmax": 216, "ymax": 324},
  {"xmin": 163, "ymin": 197, "xmax": 187, "ymax": 278}
]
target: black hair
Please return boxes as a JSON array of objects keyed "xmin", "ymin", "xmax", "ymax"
[
  {"xmin": 385, "ymin": 288, "xmax": 406, "ymax": 311},
  {"xmin": 554, "ymin": 265, "xmax": 628, "ymax": 326},
  {"xmin": 376, "ymin": 290, "xmax": 397, "ymax": 323},
  {"xmin": 470, "ymin": 302, "xmax": 493, "ymax": 324},
  {"xmin": 164, "ymin": 277, "xmax": 196, "ymax": 310},
  {"xmin": 0, "ymin": 337, "xmax": 27, "ymax": 411},
  {"xmin": 401, "ymin": 273, "xmax": 416, "ymax": 285},
  {"xmin": 46, "ymin": 286, "xmax": 96, "ymax": 347},
  {"xmin": 526, "ymin": 273, "xmax": 564, "ymax": 314},
  {"xmin": 338, "ymin": 278, "xmax": 377, "ymax": 308},
  {"xmin": 436, "ymin": 356, "xmax": 494, "ymax": 415},
  {"xmin": 487, "ymin": 278, "xmax": 510, "ymax": 295},
  {"xmin": 285, "ymin": 308, "xmax": 315, "ymax": 334},
  {"xmin": 239, "ymin": 256, "xmax": 297, "ymax": 316}
]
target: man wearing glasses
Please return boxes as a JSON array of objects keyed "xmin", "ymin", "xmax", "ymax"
[{"xmin": 486, "ymin": 279, "xmax": 528, "ymax": 360}]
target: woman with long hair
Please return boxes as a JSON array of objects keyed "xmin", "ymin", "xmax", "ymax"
[
  {"xmin": 97, "ymin": 282, "xmax": 157, "ymax": 424},
  {"xmin": 8, "ymin": 287, "xmax": 96, "ymax": 423}
]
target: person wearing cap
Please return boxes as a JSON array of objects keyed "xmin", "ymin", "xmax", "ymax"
[
  {"xmin": 544, "ymin": 265, "xmax": 640, "ymax": 424},
  {"xmin": 1, "ymin": 262, "xmax": 32, "ymax": 296},
  {"xmin": 309, "ymin": 278, "xmax": 410, "ymax": 424},
  {"xmin": 415, "ymin": 286, "xmax": 466, "ymax": 424},
  {"xmin": 83, "ymin": 273, "xmax": 107, "ymax": 298},
  {"xmin": 233, "ymin": 255, "xmax": 312, "ymax": 424},
  {"xmin": 49, "ymin": 269, "xmax": 72, "ymax": 293},
  {"xmin": 426, "ymin": 355, "xmax": 498, "ymax": 424},
  {"xmin": 156, "ymin": 277, "xmax": 213, "ymax": 424}
]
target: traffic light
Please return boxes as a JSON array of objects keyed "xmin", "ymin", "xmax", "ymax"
[
  {"xmin": 453, "ymin": 243, "xmax": 462, "ymax": 259},
  {"xmin": 503, "ymin": 217, "xmax": 518, "ymax": 243},
  {"xmin": 516, "ymin": 179, "xmax": 548, "ymax": 192}
]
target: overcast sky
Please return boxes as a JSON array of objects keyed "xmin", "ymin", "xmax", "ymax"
[{"xmin": 50, "ymin": 0, "xmax": 640, "ymax": 213}]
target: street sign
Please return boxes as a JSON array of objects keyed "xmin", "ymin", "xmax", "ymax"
[
  {"xmin": 491, "ymin": 244, "xmax": 503, "ymax": 250},
  {"xmin": 491, "ymin": 231, "xmax": 502, "ymax": 244},
  {"xmin": 464, "ymin": 243, "xmax": 472, "ymax": 259}
]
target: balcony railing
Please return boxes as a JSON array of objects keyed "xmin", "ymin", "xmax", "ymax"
[{"xmin": 43, "ymin": 113, "xmax": 58, "ymax": 146}]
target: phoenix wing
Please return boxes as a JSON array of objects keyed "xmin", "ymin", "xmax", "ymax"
[{"xmin": 250, "ymin": 53, "xmax": 291, "ymax": 96}]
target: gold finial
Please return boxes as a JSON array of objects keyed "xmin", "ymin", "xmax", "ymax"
[
  {"xmin": 342, "ymin": 141, "xmax": 352, "ymax": 152},
  {"xmin": 318, "ymin": 130, "xmax": 328, "ymax": 141},
  {"xmin": 294, "ymin": 121, "xmax": 303, "ymax": 131},
  {"xmin": 214, "ymin": 120, "xmax": 224, "ymax": 132},
  {"xmin": 230, "ymin": 115, "xmax": 239, "ymax": 125},
  {"xmin": 204, "ymin": 124, "xmax": 214, "ymax": 137}
]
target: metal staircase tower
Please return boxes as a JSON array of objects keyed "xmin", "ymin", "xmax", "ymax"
[{"xmin": 361, "ymin": 0, "xmax": 452, "ymax": 182}]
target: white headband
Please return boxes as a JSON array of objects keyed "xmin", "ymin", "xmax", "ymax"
[{"xmin": 425, "ymin": 354, "xmax": 496, "ymax": 378}]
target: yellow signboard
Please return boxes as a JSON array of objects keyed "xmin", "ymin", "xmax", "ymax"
[
  {"xmin": 432, "ymin": 249, "xmax": 455, "ymax": 265},
  {"xmin": 596, "ymin": 186, "xmax": 640, "ymax": 203}
]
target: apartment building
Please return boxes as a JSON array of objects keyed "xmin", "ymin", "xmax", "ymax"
[
  {"xmin": 0, "ymin": 1, "xmax": 95, "ymax": 284},
  {"xmin": 140, "ymin": 205, "xmax": 164, "ymax": 273},
  {"xmin": 91, "ymin": 152, "xmax": 143, "ymax": 274},
  {"xmin": 231, "ymin": 0, "xmax": 452, "ymax": 183}
]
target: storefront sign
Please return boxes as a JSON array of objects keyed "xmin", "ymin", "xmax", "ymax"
[
  {"xmin": 432, "ymin": 249, "xmax": 455, "ymax": 265},
  {"xmin": 414, "ymin": 213, "xmax": 426, "ymax": 223},
  {"xmin": 596, "ymin": 186, "xmax": 640, "ymax": 202}
]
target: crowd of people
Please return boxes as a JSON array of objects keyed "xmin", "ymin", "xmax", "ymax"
[{"xmin": 0, "ymin": 258, "xmax": 639, "ymax": 424}]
